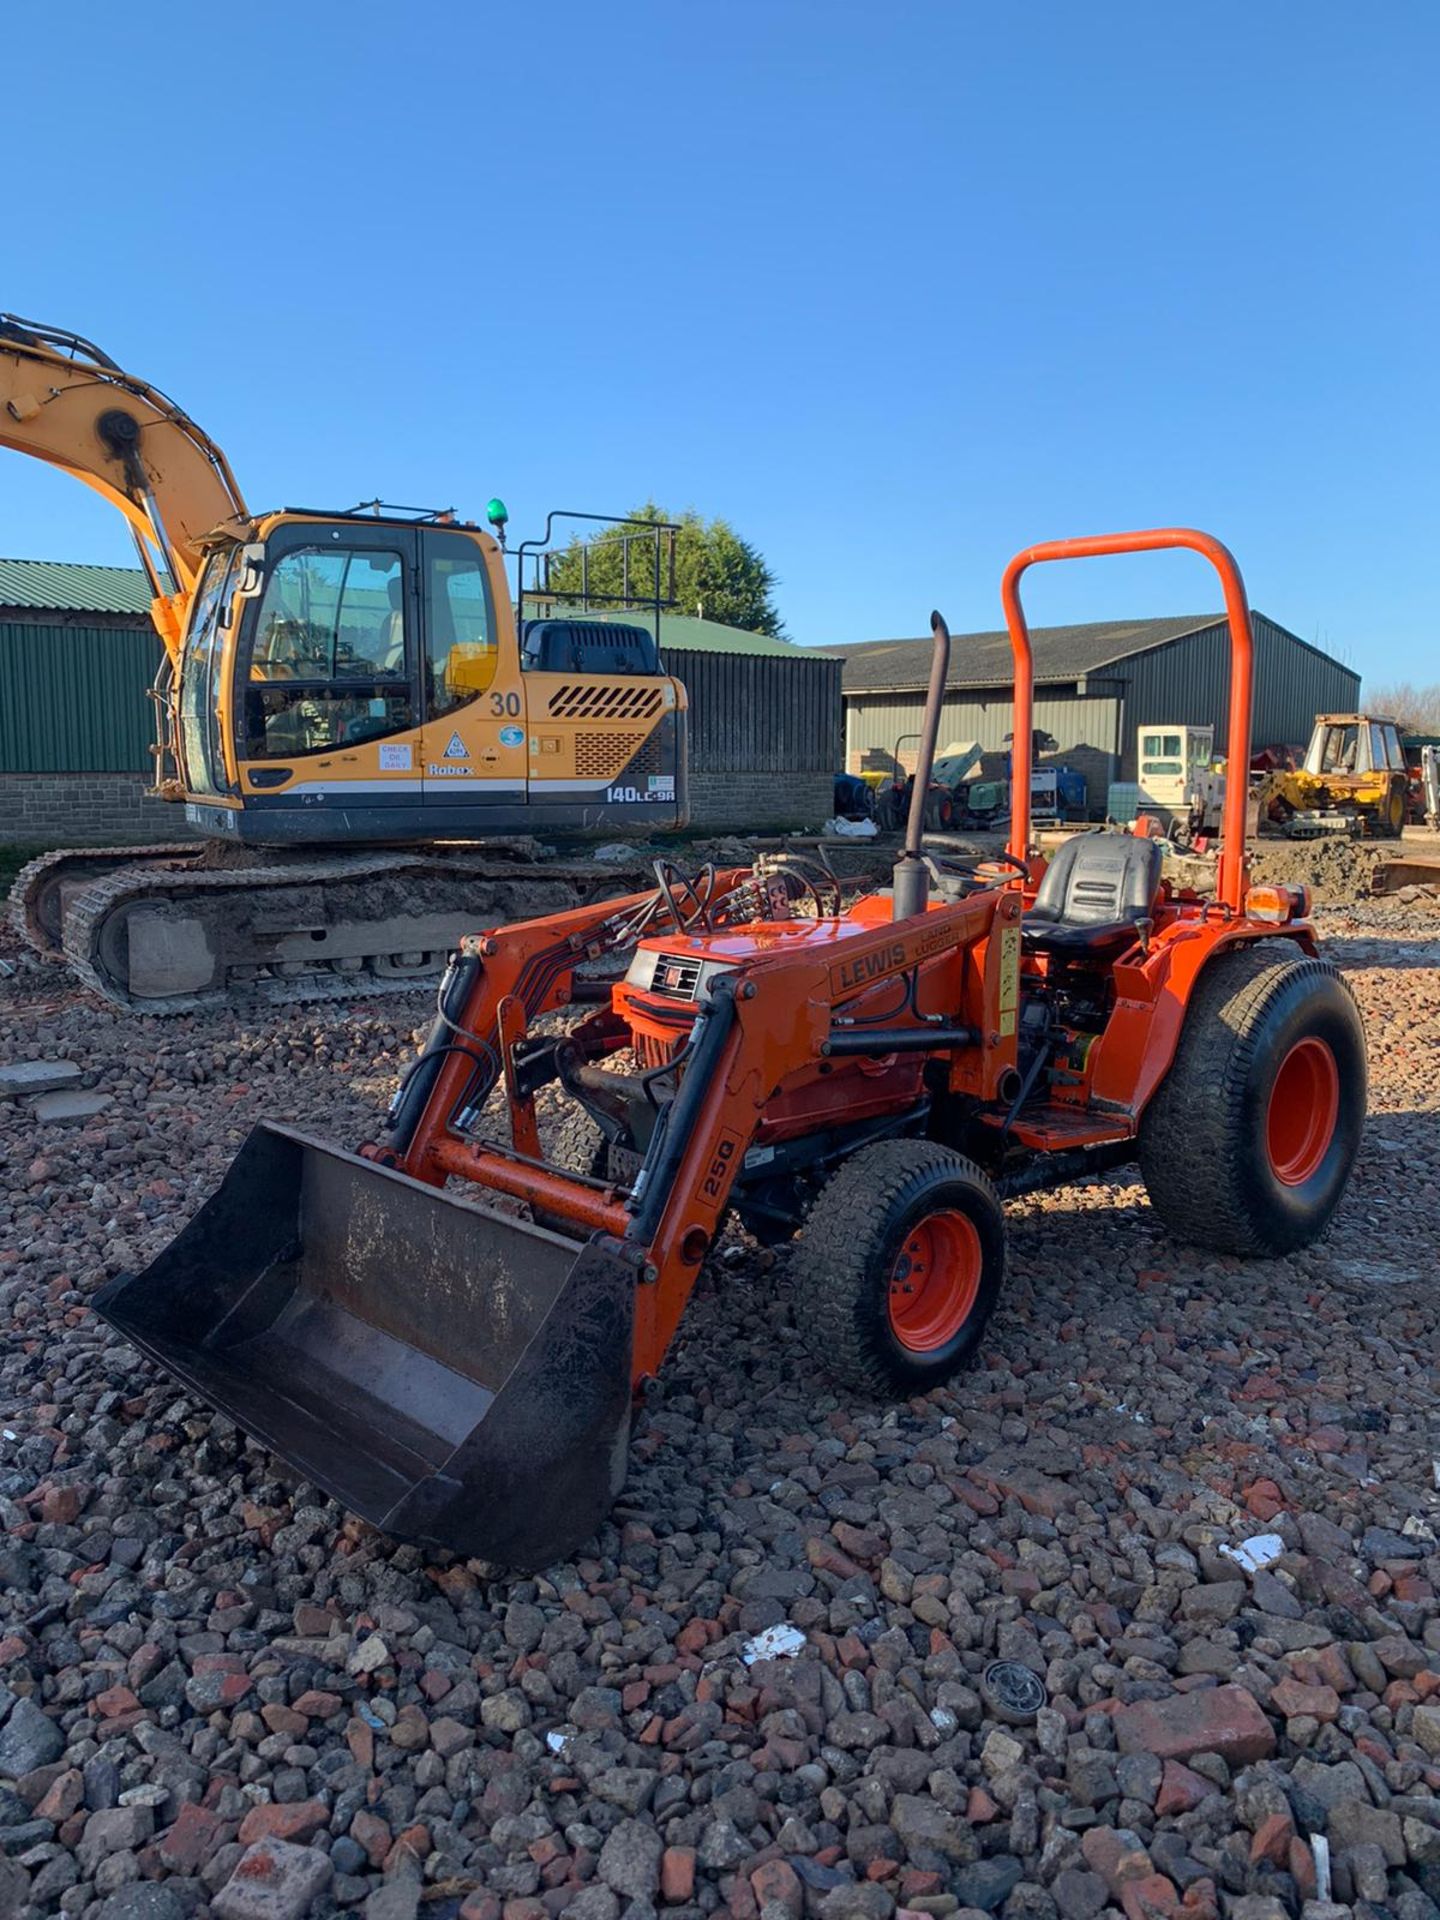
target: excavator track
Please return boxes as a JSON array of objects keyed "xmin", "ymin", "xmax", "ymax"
[
  {"xmin": 9, "ymin": 844, "xmax": 203, "ymax": 954},
  {"xmin": 58, "ymin": 849, "xmax": 653, "ymax": 1015}
]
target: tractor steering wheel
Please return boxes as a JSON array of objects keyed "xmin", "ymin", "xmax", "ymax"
[
  {"xmin": 972, "ymin": 850, "xmax": 1032, "ymax": 884},
  {"xmin": 925, "ymin": 847, "xmax": 1031, "ymax": 893}
]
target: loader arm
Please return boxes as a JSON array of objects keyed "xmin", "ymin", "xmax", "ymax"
[{"xmin": 0, "ymin": 313, "xmax": 248, "ymax": 658}]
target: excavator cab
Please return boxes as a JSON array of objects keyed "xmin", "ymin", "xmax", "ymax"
[{"xmin": 167, "ymin": 509, "xmax": 688, "ymax": 845}]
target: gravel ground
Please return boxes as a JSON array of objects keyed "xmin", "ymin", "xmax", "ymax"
[{"xmin": 0, "ymin": 896, "xmax": 1438, "ymax": 1920}]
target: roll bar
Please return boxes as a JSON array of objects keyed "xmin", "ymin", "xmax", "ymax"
[{"xmin": 1000, "ymin": 527, "xmax": 1255, "ymax": 910}]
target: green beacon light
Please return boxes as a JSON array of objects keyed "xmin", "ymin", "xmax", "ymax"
[{"xmin": 485, "ymin": 496, "xmax": 509, "ymax": 546}]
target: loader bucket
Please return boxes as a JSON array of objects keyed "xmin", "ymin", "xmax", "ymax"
[
  {"xmin": 93, "ymin": 1123, "xmax": 637, "ymax": 1571},
  {"xmin": 1370, "ymin": 856, "xmax": 1440, "ymax": 895}
]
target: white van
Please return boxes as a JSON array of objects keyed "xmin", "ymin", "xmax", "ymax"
[{"xmin": 1137, "ymin": 725, "xmax": 1215, "ymax": 813}]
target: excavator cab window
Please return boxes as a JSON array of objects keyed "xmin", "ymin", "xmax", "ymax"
[
  {"xmin": 424, "ymin": 532, "xmax": 498, "ymax": 715},
  {"xmin": 241, "ymin": 544, "xmax": 416, "ymax": 759},
  {"xmin": 178, "ymin": 547, "xmax": 238, "ymax": 795}
]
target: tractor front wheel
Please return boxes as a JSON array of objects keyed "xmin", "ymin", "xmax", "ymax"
[
  {"xmin": 791, "ymin": 1140, "xmax": 1005, "ymax": 1395},
  {"xmin": 1139, "ymin": 944, "xmax": 1366, "ymax": 1256}
]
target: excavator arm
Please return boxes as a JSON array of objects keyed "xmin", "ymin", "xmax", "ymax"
[{"xmin": 0, "ymin": 313, "xmax": 248, "ymax": 659}]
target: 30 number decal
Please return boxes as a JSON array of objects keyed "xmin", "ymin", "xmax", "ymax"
[{"xmin": 489, "ymin": 691, "xmax": 522, "ymax": 717}]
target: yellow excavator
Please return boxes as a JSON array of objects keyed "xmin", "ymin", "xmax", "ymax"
[{"xmin": 0, "ymin": 312, "xmax": 689, "ymax": 1011}]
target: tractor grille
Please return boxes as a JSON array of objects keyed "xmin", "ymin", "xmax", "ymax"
[
  {"xmin": 575, "ymin": 731, "xmax": 647, "ymax": 779},
  {"xmin": 547, "ymin": 683, "xmax": 666, "ymax": 721},
  {"xmin": 635, "ymin": 1030, "xmax": 683, "ymax": 1069},
  {"xmin": 641, "ymin": 1029, "xmax": 691, "ymax": 1075},
  {"xmin": 648, "ymin": 954, "xmax": 702, "ymax": 1001}
]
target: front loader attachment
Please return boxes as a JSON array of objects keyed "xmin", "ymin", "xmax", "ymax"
[{"xmin": 94, "ymin": 1124, "xmax": 637, "ymax": 1571}]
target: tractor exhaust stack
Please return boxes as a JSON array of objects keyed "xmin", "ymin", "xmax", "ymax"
[{"xmin": 892, "ymin": 610, "xmax": 951, "ymax": 919}]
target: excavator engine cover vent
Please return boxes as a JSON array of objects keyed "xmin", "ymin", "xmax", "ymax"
[
  {"xmin": 545, "ymin": 682, "xmax": 667, "ymax": 722},
  {"xmin": 575, "ymin": 732, "xmax": 647, "ymax": 779}
]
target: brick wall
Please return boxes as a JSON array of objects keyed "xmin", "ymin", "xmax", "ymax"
[
  {"xmin": 0, "ymin": 769, "xmax": 834, "ymax": 844},
  {"xmin": 0, "ymin": 773, "xmax": 198, "ymax": 846},
  {"xmin": 688, "ymin": 769, "xmax": 833, "ymax": 832}
]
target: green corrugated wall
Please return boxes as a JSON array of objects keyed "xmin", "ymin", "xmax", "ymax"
[
  {"xmin": 0, "ymin": 618, "xmax": 844, "ymax": 780},
  {"xmin": 0, "ymin": 619, "xmax": 160, "ymax": 773}
]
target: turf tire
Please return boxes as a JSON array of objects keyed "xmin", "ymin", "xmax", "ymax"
[
  {"xmin": 1139, "ymin": 942, "xmax": 1365, "ymax": 1256},
  {"xmin": 791, "ymin": 1139, "xmax": 1005, "ymax": 1396}
]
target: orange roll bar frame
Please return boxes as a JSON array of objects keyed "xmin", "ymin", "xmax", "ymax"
[{"xmin": 1000, "ymin": 528, "xmax": 1255, "ymax": 910}]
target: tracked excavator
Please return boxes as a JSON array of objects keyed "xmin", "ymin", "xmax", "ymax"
[{"xmin": 0, "ymin": 313, "xmax": 689, "ymax": 1011}]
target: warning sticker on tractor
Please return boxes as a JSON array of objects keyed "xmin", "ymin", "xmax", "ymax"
[
  {"xmin": 997, "ymin": 924, "xmax": 1020, "ymax": 1038},
  {"xmin": 378, "ymin": 743, "xmax": 412, "ymax": 771},
  {"xmin": 443, "ymin": 731, "xmax": 469, "ymax": 759}
]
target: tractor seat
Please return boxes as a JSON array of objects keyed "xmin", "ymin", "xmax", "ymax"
[{"xmin": 1022, "ymin": 832, "xmax": 1162, "ymax": 958}]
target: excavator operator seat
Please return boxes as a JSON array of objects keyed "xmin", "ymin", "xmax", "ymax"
[{"xmin": 1022, "ymin": 832, "xmax": 1162, "ymax": 958}]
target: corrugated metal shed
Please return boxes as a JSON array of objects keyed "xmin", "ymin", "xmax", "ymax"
[
  {"xmin": 847, "ymin": 689, "xmax": 1123, "ymax": 801},
  {"xmin": 841, "ymin": 609, "xmax": 1360, "ymax": 796},
  {"xmin": 841, "ymin": 615, "xmax": 1216, "ymax": 691},
  {"xmin": 1117, "ymin": 615, "xmax": 1360, "ymax": 768},
  {"xmin": 661, "ymin": 648, "xmax": 841, "ymax": 773},
  {"xmin": 0, "ymin": 619, "xmax": 160, "ymax": 772},
  {"xmin": 0, "ymin": 558, "xmax": 152, "ymax": 616}
]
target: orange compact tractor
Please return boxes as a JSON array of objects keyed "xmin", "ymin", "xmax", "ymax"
[{"xmin": 100, "ymin": 529, "xmax": 1367, "ymax": 1569}]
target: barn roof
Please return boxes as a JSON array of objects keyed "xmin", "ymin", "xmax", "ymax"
[
  {"xmin": 0, "ymin": 558, "xmax": 153, "ymax": 615},
  {"xmin": 838, "ymin": 614, "xmax": 1224, "ymax": 694}
]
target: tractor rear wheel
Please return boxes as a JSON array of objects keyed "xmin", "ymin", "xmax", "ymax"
[
  {"xmin": 791, "ymin": 1140, "xmax": 1005, "ymax": 1394},
  {"xmin": 1139, "ymin": 943, "xmax": 1366, "ymax": 1256}
]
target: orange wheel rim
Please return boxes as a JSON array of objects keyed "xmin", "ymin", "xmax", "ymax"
[
  {"xmin": 1266, "ymin": 1036, "xmax": 1340, "ymax": 1186},
  {"xmin": 887, "ymin": 1209, "xmax": 983, "ymax": 1352}
]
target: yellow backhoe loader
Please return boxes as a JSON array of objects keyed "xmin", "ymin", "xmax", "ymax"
[
  {"xmin": 1257, "ymin": 714, "xmax": 1410, "ymax": 839},
  {"xmin": 0, "ymin": 313, "xmax": 688, "ymax": 1011}
]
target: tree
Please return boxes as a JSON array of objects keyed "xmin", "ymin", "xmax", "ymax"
[
  {"xmin": 1364, "ymin": 681, "xmax": 1440, "ymax": 733},
  {"xmin": 543, "ymin": 502, "xmax": 786, "ymax": 637}
]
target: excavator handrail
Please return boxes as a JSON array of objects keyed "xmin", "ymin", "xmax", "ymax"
[{"xmin": 1001, "ymin": 527, "xmax": 1255, "ymax": 910}]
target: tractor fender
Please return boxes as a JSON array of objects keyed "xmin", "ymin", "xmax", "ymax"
[{"xmin": 1088, "ymin": 923, "xmax": 1317, "ymax": 1120}]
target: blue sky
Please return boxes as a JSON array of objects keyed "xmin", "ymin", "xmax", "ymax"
[{"xmin": 4, "ymin": 2, "xmax": 1436, "ymax": 686}]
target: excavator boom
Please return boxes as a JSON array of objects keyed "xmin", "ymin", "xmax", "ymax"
[{"xmin": 0, "ymin": 312, "xmax": 248, "ymax": 655}]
